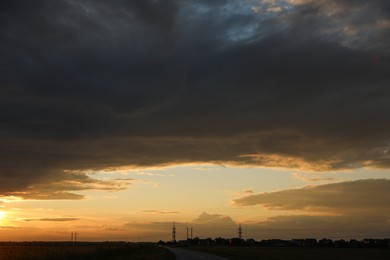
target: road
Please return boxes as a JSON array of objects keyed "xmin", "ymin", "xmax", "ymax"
[{"xmin": 166, "ymin": 247, "xmax": 230, "ymax": 260}]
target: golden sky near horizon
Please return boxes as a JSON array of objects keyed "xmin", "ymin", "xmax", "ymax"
[{"xmin": 1, "ymin": 165, "xmax": 389, "ymax": 241}]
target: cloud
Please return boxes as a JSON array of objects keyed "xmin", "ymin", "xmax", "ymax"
[
  {"xmin": 234, "ymin": 179, "xmax": 390, "ymax": 215},
  {"xmin": 124, "ymin": 212, "xmax": 236, "ymax": 230},
  {"xmin": 192, "ymin": 212, "xmax": 236, "ymax": 226},
  {"xmin": 235, "ymin": 176, "xmax": 390, "ymax": 238},
  {"xmin": 0, "ymin": 0, "xmax": 389, "ymax": 196},
  {"xmin": 292, "ymin": 172, "xmax": 339, "ymax": 183},
  {"xmin": 124, "ymin": 210, "xmax": 390, "ymax": 239},
  {"xmin": 0, "ymin": 226, "xmax": 18, "ymax": 230},
  {"xmin": 247, "ymin": 214, "xmax": 390, "ymax": 239},
  {"xmin": 123, "ymin": 212, "xmax": 238, "ymax": 239},
  {"xmin": 286, "ymin": 0, "xmax": 390, "ymax": 49},
  {"xmin": 141, "ymin": 210, "xmax": 181, "ymax": 215},
  {"xmin": 242, "ymin": 189, "xmax": 254, "ymax": 195},
  {"xmin": 131, "ymin": 171, "xmax": 174, "ymax": 177},
  {"xmin": 1, "ymin": 172, "xmax": 135, "ymax": 200},
  {"xmin": 234, "ymin": 188, "xmax": 254, "ymax": 196},
  {"xmin": 23, "ymin": 218, "xmax": 79, "ymax": 222}
]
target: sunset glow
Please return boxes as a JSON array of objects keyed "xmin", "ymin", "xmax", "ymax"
[
  {"xmin": 0, "ymin": 0, "xmax": 389, "ymax": 243},
  {"xmin": 0, "ymin": 211, "xmax": 6, "ymax": 222}
]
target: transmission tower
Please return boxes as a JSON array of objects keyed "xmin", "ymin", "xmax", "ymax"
[
  {"xmin": 238, "ymin": 224, "xmax": 243, "ymax": 239},
  {"xmin": 172, "ymin": 222, "xmax": 176, "ymax": 243},
  {"xmin": 71, "ymin": 232, "xmax": 78, "ymax": 242}
]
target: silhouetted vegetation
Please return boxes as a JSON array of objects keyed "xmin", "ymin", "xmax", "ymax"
[
  {"xmin": 160, "ymin": 237, "xmax": 390, "ymax": 249},
  {"xmin": 160, "ymin": 237, "xmax": 390, "ymax": 259},
  {"xmin": 0, "ymin": 242, "xmax": 174, "ymax": 260}
]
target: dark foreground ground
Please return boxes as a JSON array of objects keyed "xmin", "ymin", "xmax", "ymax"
[
  {"xmin": 188, "ymin": 246, "xmax": 390, "ymax": 260},
  {"xmin": 166, "ymin": 247, "xmax": 228, "ymax": 260},
  {"xmin": 0, "ymin": 242, "xmax": 175, "ymax": 260},
  {"xmin": 2, "ymin": 242, "xmax": 389, "ymax": 260}
]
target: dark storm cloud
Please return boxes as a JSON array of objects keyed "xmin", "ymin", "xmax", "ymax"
[{"xmin": 0, "ymin": 0, "xmax": 390, "ymax": 198}]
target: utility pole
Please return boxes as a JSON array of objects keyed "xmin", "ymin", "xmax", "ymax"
[
  {"xmin": 186, "ymin": 226, "xmax": 189, "ymax": 240},
  {"xmin": 172, "ymin": 222, "xmax": 176, "ymax": 243},
  {"xmin": 191, "ymin": 226, "xmax": 193, "ymax": 239}
]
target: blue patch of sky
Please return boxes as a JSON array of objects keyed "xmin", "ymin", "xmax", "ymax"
[{"xmin": 177, "ymin": 0, "xmax": 296, "ymax": 45}]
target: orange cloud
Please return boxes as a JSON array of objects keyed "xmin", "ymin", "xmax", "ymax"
[
  {"xmin": 234, "ymin": 179, "xmax": 390, "ymax": 215},
  {"xmin": 1, "ymin": 173, "xmax": 135, "ymax": 200},
  {"xmin": 141, "ymin": 210, "xmax": 181, "ymax": 215},
  {"xmin": 23, "ymin": 218, "xmax": 79, "ymax": 222}
]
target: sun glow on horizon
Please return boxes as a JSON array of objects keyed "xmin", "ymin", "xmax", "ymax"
[{"xmin": 0, "ymin": 211, "xmax": 6, "ymax": 222}]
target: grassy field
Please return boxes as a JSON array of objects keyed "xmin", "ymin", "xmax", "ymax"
[
  {"xmin": 0, "ymin": 242, "xmax": 175, "ymax": 260},
  {"xmin": 188, "ymin": 246, "xmax": 390, "ymax": 260}
]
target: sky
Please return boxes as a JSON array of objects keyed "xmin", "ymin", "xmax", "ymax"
[{"xmin": 0, "ymin": 0, "xmax": 389, "ymax": 242}]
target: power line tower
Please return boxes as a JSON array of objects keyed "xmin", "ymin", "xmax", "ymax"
[
  {"xmin": 238, "ymin": 224, "xmax": 243, "ymax": 239},
  {"xmin": 71, "ymin": 232, "xmax": 78, "ymax": 242},
  {"xmin": 172, "ymin": 222, "xmax": 176, "ymax": 243}
]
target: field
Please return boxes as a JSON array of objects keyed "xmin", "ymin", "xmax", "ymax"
[
  {"xmin": 188, "ymin": 246, "xmax": 390, "ymax": 260},
  {"xmin": 0, "ymin": 242, "xmax": 174, "ymax": 260}
]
